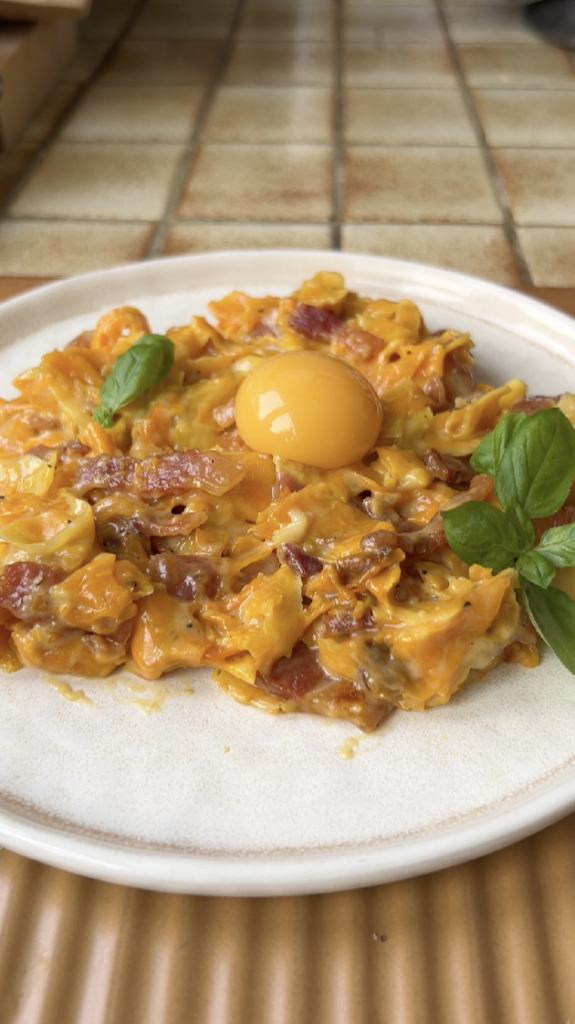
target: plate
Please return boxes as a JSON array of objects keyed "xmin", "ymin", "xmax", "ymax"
[{"xmin": 1, "ymin": 250, "xmax": 575, "ymax": 897}]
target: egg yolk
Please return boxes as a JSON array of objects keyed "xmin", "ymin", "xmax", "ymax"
[{"xmin": 234, "ymin": 351, "xmax": 383, "ymax": 469}]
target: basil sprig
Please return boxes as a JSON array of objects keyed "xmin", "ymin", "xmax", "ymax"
[
  {"xmin": 440, "ymin": 408, "xmax": 575, "ymax": 675},
  {"xmin": 93, "ymin": 334, "xmax": 175, "ymax": 428}
]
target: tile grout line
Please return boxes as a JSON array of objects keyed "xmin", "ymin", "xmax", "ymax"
[
  {"xmin": 145, "ymin": 0, "xmax": 248, "ymax": 259},
  {"xmin": 435, "ymin": 0, "xmax": 534, "ymax": 286},
  {"xmin": 332, "ymin": 0, "xmax": 344, "ymax": 250},
  {"xmin": 0, "ymin": 0, "xmax": 150, "ymax": 220}
]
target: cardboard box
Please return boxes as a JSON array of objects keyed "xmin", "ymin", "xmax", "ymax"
[
  {"xmin": 0, "ymin": 19, "xmax": 77, "ymax": 149},
  {"xmin": 0, "ymin": 0, "xmax": 91, "ymax": 21}
]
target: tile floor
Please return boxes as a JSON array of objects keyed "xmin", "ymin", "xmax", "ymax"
[{"xmin": 1, "ymin": 0, "xmax": 575, "ymax": 286}]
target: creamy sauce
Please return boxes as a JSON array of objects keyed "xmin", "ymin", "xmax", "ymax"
[{"xmin": 43, "ymin": 675, "xmax": 93, "ymax": 706}]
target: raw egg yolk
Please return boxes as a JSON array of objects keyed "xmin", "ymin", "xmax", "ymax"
[{"xmin": 234, "ymin": 351, "xmax": 383, "ymax": 469}]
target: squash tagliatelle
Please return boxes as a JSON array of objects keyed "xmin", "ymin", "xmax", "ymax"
[{"xmin": 0, "ymin": 272, "xmax": 559, "ymax": 729}]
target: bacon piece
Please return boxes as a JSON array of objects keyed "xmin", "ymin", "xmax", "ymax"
[
  {"xmin": 399, "ymin": 474, "xmax": 494, "ymax": 556},
  {"xmin": 532, "ymin": 505, "xmax": 575, "ymax": 545},
  {"xmin": 288, "ymin": 303, "xmax": 382, "ymax": 360},
  {"xmin": 96, "ymin": 518, "xmax": 150, "ymax": 568},
  {"xmin": 322, "ymin": 610, "xmax": 376, "ymax": 634},
  {"xmin": 424, "ymin": 449, "xmax": 475, "ymax": 486},
  {"xmin": 278, "ymin": 543, "xmax": 323, "ymax": 578},
  {"xmin": 257, "ymin": 643, "xmax": 329, "ymax": 699},
  {"xmin": 512, "ymin": 395, "xmax": 560, "ymax": 415},
  {"xmin": 288, "ymin": 303, "xmax": 341, "ymax": 341},
  {"xmin": 148, "ymin": 552, "xmax": 219, "ymax": 601},
  {"xmin": 135, "ymin": 509, "xmax": 207, "ymax": 538},
  {"xmin": 72, "ymin": 450, "xmax": 245, "ymax": 499},
  {"xmin": 0, "ymin": 562, "xmax": 66, "ymax": 620},
  {"xmin": 443, "ymin": 349, "xmax": 474, "ymax": 402},
  {"xmin": 423, "ymin": 374, "xmax": 446, "ymax": 410},
  {"xmin": 360, "ymin": 530, "xmax": 399, "ymax": 555},
  {"xmin": 336, "ymin": 530, "xmax": 398, "ymax": 584},
  {"xmin": 84, "ymin": 619, "xmax": 133, "ymax": 661},
  {"xmin": 255, "ymin": 642, "xmax": 393, "ymax": 731}
]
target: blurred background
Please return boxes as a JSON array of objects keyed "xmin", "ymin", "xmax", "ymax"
[{"xmin": 0, "ymin": 0, "xmax": 574, "ymax": 294}]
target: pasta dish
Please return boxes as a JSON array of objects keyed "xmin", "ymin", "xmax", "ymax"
[{"xmin": 0, "ymin": 271, "xmax": 561, "ymax": 732}]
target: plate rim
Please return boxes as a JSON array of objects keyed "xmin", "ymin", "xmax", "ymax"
[{"xmin": 1, "ymin": 249, "xmax": 575, "ymax": 896}]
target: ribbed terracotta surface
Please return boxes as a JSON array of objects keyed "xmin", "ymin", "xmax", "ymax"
[{"xmin": 0, "ymin": 812, "xmax": 574, "ymax": 1023}]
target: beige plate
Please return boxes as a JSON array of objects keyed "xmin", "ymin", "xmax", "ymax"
[{"xmin": 1, "ymin": 251, "xmax": 575, "ymax": 896}]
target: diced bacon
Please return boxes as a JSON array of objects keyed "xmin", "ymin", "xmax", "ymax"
[
  {"xmin": 288, "ymin": 303, "xmax": 382, "ymax": 360},
  {"xmin": 512, "ymin": 395, "xmax": 560, "ymax": 415},
  {"xmin": 148, "ymin": 552, "xmax": 219, "ymax": 601},
  {"xmin": 443, "ymin": 349, "xmax": 475, "ymax": 402},
  {"xmin": 423, "ymin": 449, "xmax": 475, "ymax": 486},
  {"xmin": 0, "ymin": 562, "xmax": 66, "ymax": 620},
  {"xmin": 278, "ymin": 543, "xmax": 323, "ymax": 578},
  {"xmin": 255, "ymin": 642, "xmax": 393, "ymax": 731},
  {"xmin": 322, "ymin": 609, "xmax": 376, "ymax": 634},
  {"xmin": 401, "ymin": 474, "xmax": 494, "ymax": 557},
  {"xmin": 257, "ymin": 643, "xmax": 330, "ymax": 699},
  {"xmin": 135, "ymin": 509, "xmax": 207, "ymax": 538},
  {"xmin": 288, "ymin": 303, "xmax": 342, "ymax": 341},
  {"xmin": 532, "ymin": 505, "xmax": 575, "ymax": 544},
  {"xmin": 337, "ymin": 530, "xmax": 399, "ymax": 584},
  {"xmin": 72, "ymin": 450, "xmax": 245, "ymax": 499}
]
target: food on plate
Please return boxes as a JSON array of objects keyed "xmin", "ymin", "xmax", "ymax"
[{"xmin": 1, "ymin": 271, "xmax": 574, "ymax": 731}]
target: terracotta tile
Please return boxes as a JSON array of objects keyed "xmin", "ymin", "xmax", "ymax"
[
  {"xmin": 237, "ymin": 7, "xmax": 334, "ymax": 41},
  {"xmin": 60, "ymin": 86, "xmax": 205, "ymax": 143},
  {"xmin": 344, "ymin": 43, "xmax": 458, "ymax": 88},
  {"xmin": 178, "ymin": 144, "xmax": 332, "ymax": 221},
  {"xmin": 129, "ymin": 2, "xmax": 234, "ymax": 40},
  {"xmin": 517, "ymin": 228, "xmax": 575, "ymax": 286},
  {"xmin": 0, "ymin": 145, "xmax": 37, "ymax": 206},
  {"xmin": 344, "ymin": 88, "xmax": 476, "ymax": 145},
  {"xmin": 444, "ymin": 6, "xmax": 542, "ymax": 44},
  {"xmin": 0, "ymin": 221, "xmax": 154, "ymax": 276},
  {"xmin": 79, "ymin": 3, "xmax": 134, "ymax": 41},
  {"xmin": 61, "ymin": 39, "xmax": 112, "ymax": 84},
  {"xmin": 457, "ymin": 43, "xmax": 575, "ymax": 89},
  {"xmin": 344, "ymin": 7, "xmax": 443, "ymax": 43},
  {"xmin": 21, "ymin": 85, "xmax": 79, "ymax": 144},
  {"xmin": 98, "ymin": 40, "xmax": 223, "ymax": 86},
  {"xmin": 203, "ymin": 87, "xmax": 334, "ymax": 144},
  {"xmin": 345, "ymin": 146, "xmax": 501, "ymax": 223},
  {"xmin": 342, "ymin": 223, "xmax": 522, "ymax": 285},
  {"xmin": 8, "ymin": 143, "xmax": 184, "ymax": 221},
  {"xmin": 164, "ymin": 221, "xmax": 332, "ymax": 255},
  {"xmin": 494, "ymin": 149, "xmax": 575, "ymax": 226},
  {"xmin": 474, "ymin": 90, "xmax": 575, "ymax": 148},
  {"xmin": 226, "ymin": 41, "xmax": 335, "ymax": 86}
]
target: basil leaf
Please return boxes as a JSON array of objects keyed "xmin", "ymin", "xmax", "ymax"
[
  {"xmin": 504, "ymin": 499, "xmax": 535, "ymax": 552},
  {"xmin": 441, "ymin": 501, "xmax": 525, "ymax": 573},
  {"xmin": 521, "ymin": 579, "xmax": 575, "ymax": 675},
  {"xmin": 495, "ymin": 408, "xmax": 575, "ymax": 518},
  {"xmin": 92, "ymin": 405, "xmax": 115, "ymax": 429},
  {"xmin": 94, "ymin": 334, "xmax": 175, "ymax": 425},
  {"xmin": 516, "ymin": 550, "xmax": 555, "ymax": 589},
  {"xmin": 470, "ymin": 412, "xmax": 527, "ymax": 477},
  {"xmin": 536, "ymin": 521, "xmax": 575, "ymax": 569}
]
